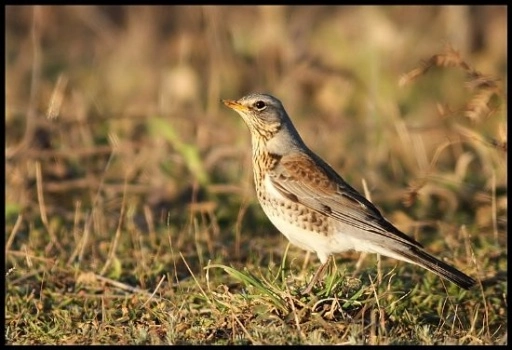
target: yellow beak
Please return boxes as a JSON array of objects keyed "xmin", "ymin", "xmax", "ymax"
[{"xmin": 222, "ymin": 99, "xmax": 249, "ymax": 112}]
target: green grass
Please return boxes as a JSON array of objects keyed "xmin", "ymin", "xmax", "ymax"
[{"xmin": 5, "ymin": 5, "xmax": 507, "ymax": 345}]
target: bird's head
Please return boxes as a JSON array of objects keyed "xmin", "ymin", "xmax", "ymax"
[
  {"xmin": 223, "ymin": 94, "xmax": 306, "ymax": 156},
  {"xmin": 223, "ymin": 93, "xmax": 291, "ymax": 141}
]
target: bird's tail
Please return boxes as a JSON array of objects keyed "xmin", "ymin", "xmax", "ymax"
[{"xmin": 398, "ymin": 245, "xmax": 476, "ymax": 290}]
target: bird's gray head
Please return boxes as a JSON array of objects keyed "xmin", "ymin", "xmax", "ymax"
[
  {"xmin": 222, "ymin": 94, "xmax": 304, "ymax": 154},
  {"xmin": 222, "ymin": 93, "xmax": 287, "ymax": 138}
]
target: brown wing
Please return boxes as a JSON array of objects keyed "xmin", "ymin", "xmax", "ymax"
[{"xmin": 269, "ymin": 151, "xmax": 423, "ymax": 249}]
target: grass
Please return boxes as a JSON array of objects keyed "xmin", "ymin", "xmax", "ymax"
[{"xmin": 5, "ymin": 5, "xmax": 507, "ymax": 345}]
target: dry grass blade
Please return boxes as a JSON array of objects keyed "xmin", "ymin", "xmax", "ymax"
[
  {"xmin": 453, "ymin": 123, "xmax": 507, "ymax": 152},
  {"xmin": 231, "ymin": 312, "xmax": 261, "ymax": 345},
  {"xmin": 66, "ymin": 144, "xmax": 117, "ymax": 266},
  {"xmin": 142, "ymin": 275, "xmax": 166, "ymax": 307},
  {"xmin": 5, "ymin": 215, "xmax": 24, "ymax": 252},
  {"xmin": 464, "ymin": 89, "xmax": 492, "ymax": 122},
  {"xmin": 99, "ymin": 180, "xmax": 126, "ymax": 276},
  {"xmin": 463, "ymin": 72, "xmax": 503, "ymax": 121},
  {"xmin": 403, "ymin": 178, "xmax": 427, "ymax": 207},
  {"xmin": 35, "ymin": 161, "xmax": 63, "ymax": 253},
  {"xmin": 46, "ymin": 73, "xmax": 68, "ymax": 120},
  {"xmin": 75, "ymin": 272, "xmax": 153, "ymax": 297},
  {"xmin": 399, "ymin": 45, "xmax": 469, "ymax": 87},
  {"xmin": 180, "ymin": 252, "xmax": 211, "ymax": 305}
]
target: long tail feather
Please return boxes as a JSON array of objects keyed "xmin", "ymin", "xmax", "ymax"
[{"xmin": 399, "ymin": 245, "xmax": 476, "ymax": 289}]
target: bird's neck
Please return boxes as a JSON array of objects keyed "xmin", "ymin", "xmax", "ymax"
[
  {"xmin": 250, "ymin": 123, "xmax": 306, "ymax": 190},
  {"xmin": 251, "ymin": 141, "xmax": 280, "ymax": 192}
]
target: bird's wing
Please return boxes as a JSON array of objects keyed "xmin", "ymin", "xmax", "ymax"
[{"xmin": 268, "ymin": 152, "xmax": 423, "ymax": 248}]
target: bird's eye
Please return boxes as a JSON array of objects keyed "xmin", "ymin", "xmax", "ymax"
[{"xmin": 254, "ymin": 101, "xmax": 266, "ymax": 110}]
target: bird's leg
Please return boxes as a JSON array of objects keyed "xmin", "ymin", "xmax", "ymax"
[{"xmin": 301, "ymin": 256, "xmax": 331, "ymax": 295}]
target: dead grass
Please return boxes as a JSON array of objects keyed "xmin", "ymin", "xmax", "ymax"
[{"xmin": 5, "ymin": 5, "xmax": 507, "ymax": 345}]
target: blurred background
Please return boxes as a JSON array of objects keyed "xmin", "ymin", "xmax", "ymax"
[{"xmin": 5, "ymin": 5, "xmax": 507, "ymax": 272}]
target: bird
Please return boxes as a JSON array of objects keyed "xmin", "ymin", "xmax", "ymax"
[{"xmin": 222, "ymin": 93, "xmax": 476, "ymax": 293}]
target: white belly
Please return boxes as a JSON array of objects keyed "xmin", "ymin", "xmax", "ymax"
[
  {"xmin": 260, "ymin": 174, "xmax": 334, "ymax": 263},
  {"xmin": 261, "ymin": 206, "xmax": 329, "ymax": 263},
  {"xmin": 259, "ymin": 174, "xmax": 409, "ymax": 264}
]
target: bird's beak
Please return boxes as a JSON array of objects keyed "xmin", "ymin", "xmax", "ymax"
[{"xmin": 222, "ymin": 99, "xmax": 249, "ymax": 112}]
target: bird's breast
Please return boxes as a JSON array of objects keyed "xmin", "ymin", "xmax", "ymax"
[{"xmin": 256, "ymin": 173, "xmax": 333, "ymax": 237}]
